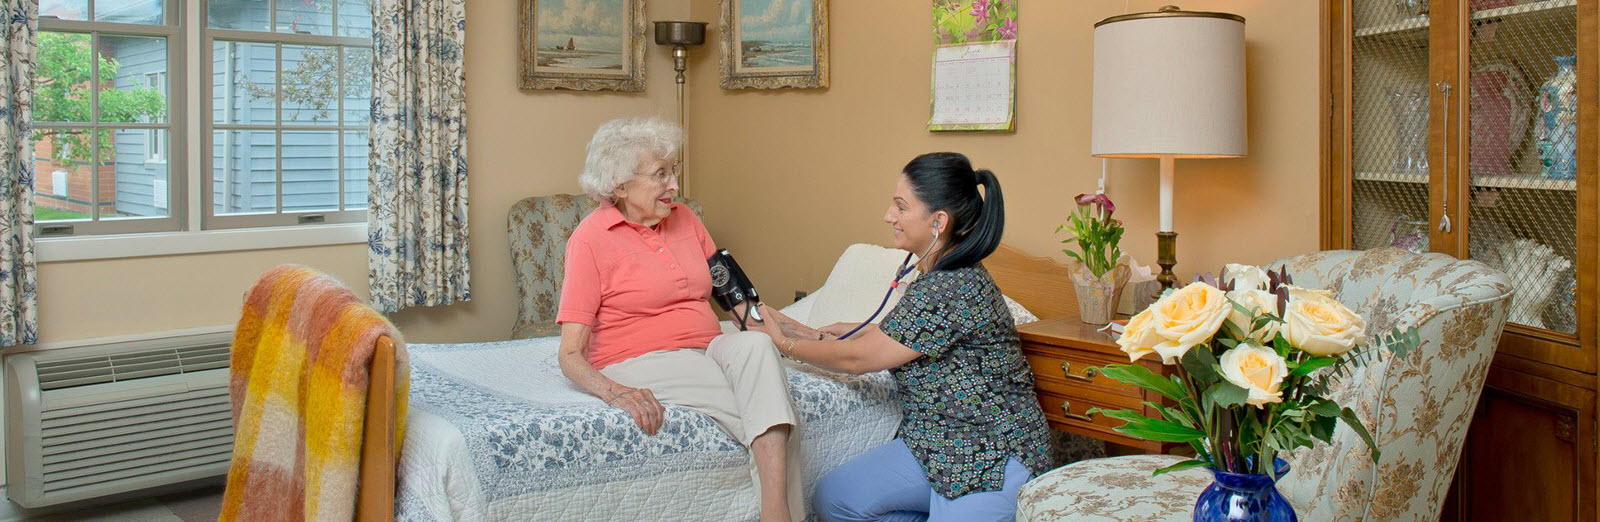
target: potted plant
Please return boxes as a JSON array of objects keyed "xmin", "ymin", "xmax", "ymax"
[
  {"xmin": 1090, "ymin": 265, "xmax": 1419, "ymax": 521},
  {"xmin": 1058, "ymin": 192, "xmax": 1129, "ymax": 324}
]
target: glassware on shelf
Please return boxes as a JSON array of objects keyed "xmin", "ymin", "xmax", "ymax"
[
  {"xmin": 1480, "ymin": 237, "xmax": 1573, "ymax": 330},
  {"xmin": 1394, "ymin": 0, "xmax": 1428, "ymax": 18},
  {"xmin": 1537, "ymin": 55, "xmax": 1577, "ymax": 180},
  {"xmin": 1544, "ymin": 268, "xmax": 1577, "ymax": 334},
  {"xmin": 1388, "ymin": 215, "xmax": 1429, "ymax": 254},
  {"xmin": 1388, "ymin": 87, "xmax": 1430, "ymax": 173}
]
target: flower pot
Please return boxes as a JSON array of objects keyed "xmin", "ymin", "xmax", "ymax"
[
  {"xmin": 1194, "ymin": 458, "xmax": 1296, "ymax": 522},
  {"xmin": 1066, "ymin": 257, "xmax": 1130, "ymax": 325}
]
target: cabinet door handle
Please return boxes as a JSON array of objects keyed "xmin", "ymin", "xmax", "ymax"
[
  {"xmin": 1436, "ymin": 80, "xmax": 1453, "ymax": 234},
  {"xmin": 1061, "ymin": 401, "xmax": 1095, "ymax": 422},
  {"xmin": 1059, "ymin": 361, "xmax": 1099, "ymax": 382}
]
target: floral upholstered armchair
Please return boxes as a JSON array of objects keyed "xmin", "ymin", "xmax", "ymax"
[
  {"xmin": 507, "ymin": 194, "xmax": 702, "ymax": 339},
  {"xmin": 1016, "ymin": 249, "xmax": 1514, "ymax": 522}
]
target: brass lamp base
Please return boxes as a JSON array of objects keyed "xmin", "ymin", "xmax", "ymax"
[{"xmin": 1156, "ymin": 231, "xmax": 1178, "ymax": 290}]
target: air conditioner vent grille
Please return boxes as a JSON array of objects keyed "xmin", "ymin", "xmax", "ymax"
[{"xmin": 36, "ymin": 343, "xmax": 231, "ymax": 391}]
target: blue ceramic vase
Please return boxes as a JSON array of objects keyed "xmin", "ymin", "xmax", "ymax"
[
  {"xmin": 1536, "ymin": 55, "xmax": 1578, "ymax": 180},
  {"xmin": 1193, "ymin": 458, "xmax": 1296, "ymax": 522}
]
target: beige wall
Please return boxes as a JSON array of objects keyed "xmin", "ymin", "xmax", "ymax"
[
  {"xmin": 36, "ymin": 0, "xmax": 689, "ymax": 344},
  {"xmin": 684, "ymin": 0, "xmax": 1321, "ymax": 305},
  {"xmin": 36, "ymin": 0, "xmax": 1321, "ymax": 343}
]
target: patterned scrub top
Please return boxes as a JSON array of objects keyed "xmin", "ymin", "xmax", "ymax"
[{"xmin": 879, "ymin": 264, "xmax": 1053, "ymax": 498}]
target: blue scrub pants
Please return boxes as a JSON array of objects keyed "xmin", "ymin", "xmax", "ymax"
[{"xmin": 812, "ymin": 439, "xmax": 1034, "ymax": 522}]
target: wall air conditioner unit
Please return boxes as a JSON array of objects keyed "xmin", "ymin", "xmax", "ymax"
[{"xmin": 5, "ymin": 327, "xmax": 234, "ymax": 508}]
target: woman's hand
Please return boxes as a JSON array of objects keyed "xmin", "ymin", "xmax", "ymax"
[
  {"xmin": 754, "ymin": 303, "xmax": 788, "ymax": 345},
  {"xmin": 605, "ymin": 385, "xmax": 665, "ymax": 435},
  {"xmin": 559, "ymin": 322, "xmax": 665, "ymax": 435},
  {"xmin": 821, "ymin": 321, "xmax": 873, "ymax": 339}
]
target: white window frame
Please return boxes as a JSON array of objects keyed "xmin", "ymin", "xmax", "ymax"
[
  {"xmin": 202, "ymin": 0, "xmax": 371, "ymax": 230},
  {"xmin": 35, "ymin": 0, "xmax": 185, "ymax": 237},
  {"xmin": 35, "ymin": 1, "xmax": 372, "ymax": 262}
]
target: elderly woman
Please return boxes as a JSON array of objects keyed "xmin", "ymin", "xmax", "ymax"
[
  {"xmin": 754, "ymin": 152, "xmax": 1051, "ymax": 522},
  {"xmin": 556, "ymin": 117, "xmax": 811, "ymax": 522}
]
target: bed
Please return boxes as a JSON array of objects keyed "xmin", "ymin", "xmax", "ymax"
[{"xmin": 385, "ymin": 195, "xmax": 1078, "ymax": 521}]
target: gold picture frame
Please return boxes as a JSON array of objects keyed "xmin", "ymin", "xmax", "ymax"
[
  {"xmin": 719, "ymin": 0, "xmax": 829, "ymax": 90},
  {"xmin": 519, "ymin": 0, "xmax": 646, "ymax": 91}
]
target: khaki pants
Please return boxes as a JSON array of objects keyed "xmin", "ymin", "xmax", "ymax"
[{"xmin": 601, "ymin": 331, "xmax": 805, "ymax": 520}]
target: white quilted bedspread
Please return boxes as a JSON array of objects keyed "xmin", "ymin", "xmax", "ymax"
[{"xmin": 393, "ymin": 332, "xmax": 902, "ymax": 521}]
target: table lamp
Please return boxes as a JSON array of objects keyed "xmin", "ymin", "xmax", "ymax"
[
  {"xmin": 1091, "ymin": 5, "xmax": 1247, "ymax": 289},
  {"xmin": 653, "ymin": 20, "xmax": 707, "ymax": 198}
]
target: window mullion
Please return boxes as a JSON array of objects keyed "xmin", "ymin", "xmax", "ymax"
[
  {"xmin": 337, "ymin": 44, "xmax": 345, "ymax": 210},
  {"xmin": 89, "ymin": 31, "xmax": 99, "ymax": 222},
  {"xmin": 275, "ymin": 43, "xmax": 283, "ymax": 214}
]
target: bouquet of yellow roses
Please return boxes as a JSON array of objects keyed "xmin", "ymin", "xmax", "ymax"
[{"xmin": 1089, "ymin": 264, "xmax": 1419, "ymax": 477}]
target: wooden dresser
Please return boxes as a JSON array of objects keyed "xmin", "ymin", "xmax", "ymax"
[{"xmin": 1018, "ymin": 316, "xmax": 1182, "ymax": 454}]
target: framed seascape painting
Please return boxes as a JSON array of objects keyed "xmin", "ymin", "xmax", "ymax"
[
  {"xmin": 720, "ymin": 0, "xmax": 829, "ymax": 89},
  {"xmin": 520, "ymin": 0, "xmax": 646, "ymax": 91}
]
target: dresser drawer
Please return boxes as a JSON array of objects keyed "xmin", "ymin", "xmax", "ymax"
[
  {"xmin": 1023, "ymin": 346, "xmax": 1145, "ymax": 400},
  {"xmin": 1035, "ymin": 389, "xmax": 1140, "ymax": 436}
]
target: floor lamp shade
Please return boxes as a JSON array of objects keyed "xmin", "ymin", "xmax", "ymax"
[{"xmin": 1091, "ymin": 8, "xmax": 1247, "ymax": 158}]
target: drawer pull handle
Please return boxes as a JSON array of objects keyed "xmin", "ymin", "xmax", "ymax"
[
  {"xmin": 1061, "ymin": 401, "xmax": 1095, "ymax": 423},
  {"xmin": 1059, "ymin": 361, "xmax": 1099, "ymax": 382}
]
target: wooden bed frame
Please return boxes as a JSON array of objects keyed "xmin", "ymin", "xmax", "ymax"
[
  {"xmin": 353, "ymin": 243, "xmax": 1072, "ymax": 521},
  {"xmin": 357, "ymin": 336, "xmax": 397, "ymax": 522},
  {"xmin": 987, "ymin": 243, "xmax": 1079, "ymax": 320}
]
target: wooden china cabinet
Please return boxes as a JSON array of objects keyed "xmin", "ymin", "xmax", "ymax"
[{"xmin": 1321, "ymin": 0, "xmax": 1598, "ymax": 520}]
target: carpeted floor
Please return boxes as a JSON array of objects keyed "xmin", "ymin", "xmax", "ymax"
[{"xmin": 0, "ymin": 485, "xmax": 223, "ymax": 522}]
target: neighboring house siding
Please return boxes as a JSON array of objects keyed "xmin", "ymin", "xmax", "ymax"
[
  {"xmin": 110, "ymin": 37, "xmax": 167, "ymax": 217},
  {"xmin": 112, "ymin": 6, "xmax": 372, "ymax": 217}
]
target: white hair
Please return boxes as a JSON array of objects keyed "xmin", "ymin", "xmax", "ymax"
[{"xmin": 578, "ymin": 117, "xmax": 684, "ymax": 202}]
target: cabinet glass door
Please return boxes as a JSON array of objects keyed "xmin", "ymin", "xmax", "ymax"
[
  {"xmin": 1349, "ymin": 0, "xmax": 1435, "ymax": 253},
  {"xmin": 1465, "ymin": 0, "xmax": 1579, "ymax": 335}
]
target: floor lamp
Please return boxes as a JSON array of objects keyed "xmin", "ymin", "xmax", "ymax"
[
  {"xmin": 654, "ymin": 21, "xmax": 707, "ymax": 198},
  {"xmin": 1091, "ymin": 5, "xmax": 1247, "ymax": 289}
]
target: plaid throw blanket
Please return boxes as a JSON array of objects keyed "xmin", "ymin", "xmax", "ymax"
[{"xmin": 222, "ymin": 265, "xmax": 409, "ymax": 521}]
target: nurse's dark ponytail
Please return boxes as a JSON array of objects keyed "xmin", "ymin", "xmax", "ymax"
[{"xmin": 901, "ymin": 152, "xmax": 1005, "ymax": 271}]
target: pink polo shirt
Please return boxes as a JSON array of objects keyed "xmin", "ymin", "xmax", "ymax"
[{"xmin": 556, "ymin": 203, "xmax": 723, "ymax": 369}]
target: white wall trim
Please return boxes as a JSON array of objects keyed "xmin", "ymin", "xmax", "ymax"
[{"xmin": 37, "ymin": 223, "xmax": 368, "ymax": 262}]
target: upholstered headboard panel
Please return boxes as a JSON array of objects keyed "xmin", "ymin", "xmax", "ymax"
[{"xmin": 507, "ymin": 194, "xmax": 702, "ymax": 339}]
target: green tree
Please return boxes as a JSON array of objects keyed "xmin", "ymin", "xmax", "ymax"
[
  {"xmin": 34, "ymin": 32, "xmax": 167, "ymax": 166},
  {"xmin": 239, "ymin": 45, "xmax": 371, "ymax": 123}
]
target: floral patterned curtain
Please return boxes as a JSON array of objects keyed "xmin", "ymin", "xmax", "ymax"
[
  {"xmin": 0, "ymin": 0, "xmax": 38, "ymax": 346},
  {"xmin": 368, "ymin": 0, "xmax": 470, "ymax": 313}
]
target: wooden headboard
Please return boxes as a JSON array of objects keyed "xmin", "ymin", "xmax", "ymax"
[{"xmin": 987, "ymin": 243, "xmax": 1077, "ymax": 320}]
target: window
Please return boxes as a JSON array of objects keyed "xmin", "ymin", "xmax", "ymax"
[
  {"xmin": 206, "ymin": 0, "xmax": 372, "ymax": 229},
  {"xmin": 33, "ymin": 0, "xmax": 372, "ymax": 237},
  {"xmin": 34, "ymin": 1, "xmax": 180, "ymax": 235}
]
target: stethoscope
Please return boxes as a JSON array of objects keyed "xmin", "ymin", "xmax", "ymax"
[{"xmin": 837, "ymin": 224, "xmax": 941, "ymax": 340}]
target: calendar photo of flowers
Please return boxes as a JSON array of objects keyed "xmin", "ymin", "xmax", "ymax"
[{"xmin": 934, "ymin": 0, "xmax": 1017, "ymax": 45}]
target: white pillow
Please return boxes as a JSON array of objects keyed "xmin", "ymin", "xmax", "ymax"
[
  {"xmin": 802, "ymin": 243, "xmax": 1042, "ymax": 328},
  {"xmin": 804, "ymin": 244, "xmax": 916, "ymax": 329},
  {"xmin": 1004, "ymin": 295, "xmax": 1040, "ymax": 324}
]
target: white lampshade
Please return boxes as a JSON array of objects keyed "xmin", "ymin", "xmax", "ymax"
[{"xmin": 1091, "ymin": 7, "xmax": 1247, "ymax": 158}]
